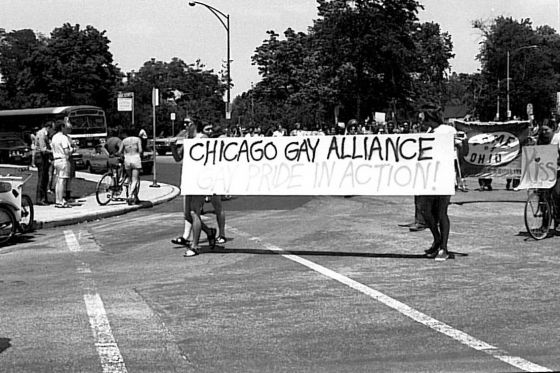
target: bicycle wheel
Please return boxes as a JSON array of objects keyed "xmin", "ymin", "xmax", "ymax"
[
  {"xmin": 96, "ymin": 173, "xmax": 115, "ymax": 205},
  {"xmin": 525, "ymin": 191, "xmax": 551, "ymax": 240},
  {"xmin": 19, "ymin": 194, "xmax": 34, "ymax": 233},
  {"xmin": 0, "ymin": 205, "xmax": 17, "ymax": 245}
]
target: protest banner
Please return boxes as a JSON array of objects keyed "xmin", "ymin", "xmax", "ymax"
[
  {"xmin": 452, "ymin": 120, "xmax": 531, "ymax": 178},
  {"xmin": 517, "ymin": 145, "xmax": 558, "ymax": 190},
  {"xmin": 180, "ymin": 134, "xmax": 455, "ymax": 196}
]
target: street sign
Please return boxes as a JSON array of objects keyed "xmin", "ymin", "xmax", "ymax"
[
  {"xmin": 152, "ymin": 88, "xmax": 159, "ymax": 107},
  {"xmin": 170, "ymin": 113, "xmax": 176, "ymax": 121},
  {"xmin": 117, "ymin": 91, "xmax": 134, "ymax": 112},
  {"xmin": 526, "ymin": 103, "xmax": 533, "ymax": 116}
]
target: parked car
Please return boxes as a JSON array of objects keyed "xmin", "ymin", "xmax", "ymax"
[
  {"xmin": 153, "ymin": 129, "xmax": 188, "ymax": 155},
  {"xmin": 0, "ymin": 135, "xmax": 32, "ymax": 165},
  {"xmin": 80, "ymin": 144, "xmax": 153, "ymax": 174}
]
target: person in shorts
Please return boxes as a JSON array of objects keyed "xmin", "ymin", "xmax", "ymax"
[
  {"xmin": 118, "ymin": 128, "xmax": 142, "ymax": 205},
  {"xmin": 50, "ymin": 120, "xmax": 73, "ymax": 208},
  {"xmin": 170, "ymin": 119, "xmax": 216, "ymax": 257}
]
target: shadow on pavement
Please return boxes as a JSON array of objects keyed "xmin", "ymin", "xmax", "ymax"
[
  {"xmin": 206, "ymin": 247, "xmax": 469, "ymax": 259},
  {"xmin": 0, "ymin": 338, "xmax": 11, "ymax": 354}
]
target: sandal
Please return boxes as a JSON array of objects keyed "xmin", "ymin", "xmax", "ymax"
[
  {"xmin": 171, "ymin": 237, "xmax": 191, "ymax": 247},
  {"xmin": 54, "ymin": 203, "xmax": 71, "ymax": 208},
  {"xmin": 216, "ymin": 236, "xmax": 226, "ymax": 244}
]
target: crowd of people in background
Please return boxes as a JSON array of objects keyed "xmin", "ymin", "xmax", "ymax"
[{"xmin": 218, "ymin": 118, "xmax": 429, "ymax": 139}]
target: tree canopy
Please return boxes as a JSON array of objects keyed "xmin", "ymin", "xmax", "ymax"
[{"xmin": 235, "ymin": 0, "xmax": 454, "ymax": 130}]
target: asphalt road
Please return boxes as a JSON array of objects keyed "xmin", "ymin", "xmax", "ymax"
[{"xmin": 1, "ymin": 156, "xmax": 558, "ymax": 372}]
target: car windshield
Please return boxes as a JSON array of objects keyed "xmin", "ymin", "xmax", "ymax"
[{"xmin": 0, "ymin": 138, "xmax": 25, "ymax": 148}]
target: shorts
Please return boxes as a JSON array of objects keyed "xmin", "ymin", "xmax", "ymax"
[
  {"xmin": 183, "ymin": 195, "xmax": 205, "ymax": 216},
  {"xmin": 124, "ymin": 154, "xmax": 142, "ymax": 170},
  {"xmin": 53, "ymin": 158, "xmax": 70, "ymax": 179}
]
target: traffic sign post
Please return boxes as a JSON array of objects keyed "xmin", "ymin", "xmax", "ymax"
[{"xmin": 151, "ymin": 88, "xmax": 160, "ymax": 188}]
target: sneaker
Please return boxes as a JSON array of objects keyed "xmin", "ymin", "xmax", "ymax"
[
  {"xmin": 216, "ymin": 236, "xmax": 226, "ymax": 244},
  {"xmin": 183, "ymin": 248, "xmax": 199, "ymax": 257},
  {"xmin": 434, "ymin": 249, "xmax": 450, "ymax": 261}
]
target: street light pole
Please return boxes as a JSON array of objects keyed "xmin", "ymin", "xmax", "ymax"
[
  {"xmin": 506, "ymin": 45, "xmax": 538, "ymax": 120},
  {"xmin": 188, "ymin": 1, "xmax": 231, "ymax": 120},
  {"xmin": 506, "ymin": 50, "xmax": 510, "ymax": 120}
]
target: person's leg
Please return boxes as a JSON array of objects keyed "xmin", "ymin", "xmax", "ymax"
[
  {"xmin": 48, "ymin": 162, "xmax": 56, "ymax": 192},
  {"xmin": 434, "ymin": 196, "xmax": 451, "ymax": 260},
  {"xmin": 35, "ymin": 154, "xmax": 46, "ymax": 203},
  {"xmin": 421, "ymin": 196, "xmax": 441, "ymax": 255},
  {"xmin": 211, "ymin": 195, "xmax": 226, "ymax": 242},
  {"xmin": 55, "ymin": 177, "xmax": 67, "ymax": 205},
  {"xmin": 172, "ymin": 196, "xmax": 192, "ymax": 246},
  {"xmin": 131, "ymin": 168, "xmax": 140, "ymax": 202},
  {"xmin": 192, "ymin": 196, "xmax": 216, "ymax": 248}
]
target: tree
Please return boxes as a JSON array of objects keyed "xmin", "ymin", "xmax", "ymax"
[
  {"xmin": 0, "ymin": 28, "xmax": 45, "ymax": 108},
  {"xmin": 122, "ymin": 58, "xmax": 225, "ymax": 136},
  {"xmin": 0, "ymin": 24, "xmax": 122, "ymax": 109},
  {"xmin": 245, "ymin": 0, "xmax": 454, "ymax": 130},
  {"xmin": 475, "ymin": 16, "xmax": 560, "ymax": 121}
]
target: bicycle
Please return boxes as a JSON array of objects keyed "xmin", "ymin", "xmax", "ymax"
[
  {"xmin": 0, "ymin": 169, "xmax": 34, "ymax": 245},
  {"xmin": 524, "ymin": 188, "xmax": 556, "ymax": 240},
  {"xmin": 95, "ymin": 159, "xmax": 129, "ymax": 205}
]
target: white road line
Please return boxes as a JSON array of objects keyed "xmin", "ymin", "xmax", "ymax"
[
  {"xmin": 64, "ymin": 230, "xmax": 81, "ymax": 252},
  {"xmin": 84, "ymin": 293, "xmax": 128, "ymax": 373},
  {"xmin": 227, "ymin": 227, "xmax": 552, "ymax": 373},
  {"xmin": 65, "ymin": 230, "xmax": 128, "ymax": 373}
]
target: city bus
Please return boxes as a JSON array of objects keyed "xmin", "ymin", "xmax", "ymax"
[{"xmin": 0, "ymin": 105, "xmax": 108, "ymax": 146}]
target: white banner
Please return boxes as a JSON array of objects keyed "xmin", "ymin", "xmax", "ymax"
[
  {"xmin": 180, "ymin": 134, "xmax": 456, "ymax": 196},
  {"xmin": 518, "ymin": 145, "xmax": 558, "ymax": 189}
]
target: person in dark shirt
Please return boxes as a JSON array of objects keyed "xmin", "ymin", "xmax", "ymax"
[{"xmin": 105, "ymin": 129, "xmax": 123, "ymax": 156}]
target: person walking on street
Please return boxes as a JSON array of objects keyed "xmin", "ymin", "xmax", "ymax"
[
  {"xmin": 50, "ymin": 120, "xmax": 73, "ymax": 208},
  {"xmin": 170, "ymin": 119, "xmax": 216, "ymax": 257},
  {"xmin": 118, "ymin": 128, "xmax": 142, "ymax": 205},
  {"xmin": 34, "ymin": 121, "xmax": 53, "ymax": 205},
  {"xmin": 138, "ymin": 126, "xmax": 148, "ymax": 153}
]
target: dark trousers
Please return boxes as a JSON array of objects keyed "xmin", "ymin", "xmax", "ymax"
[
  {"xmin": 414, "ymin": 196, "xmax": 426, "ymax": 225},
  {"xmin": 35, "ymin": 152, "xmax": 51, "ymax": 203}
]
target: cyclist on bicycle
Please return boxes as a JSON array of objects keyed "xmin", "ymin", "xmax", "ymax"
[
  {"xmin": 117, "ymin": 128, "xmax": 142, "ymax": 205},
  {"xmin": 536, "ymin": 121, "xmax": 560, "ymax": 230}
]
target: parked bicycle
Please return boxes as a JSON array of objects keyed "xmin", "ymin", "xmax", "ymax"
[
  {"xmin": 0, "ymin": 169, "xmax": 34, "ymax": 245},
  {"xmin": 524, "ymin": 188, "xmax": 557, "ymax": 240},
  {"xmin": 95, "ymin": 159, "xmax": 129, "ymax": 205}
]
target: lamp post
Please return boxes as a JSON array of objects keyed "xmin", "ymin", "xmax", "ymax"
[
  {"xmin": 506, "ymin": 45, "xmax": 538, "ymax": 120},
  {"xmin": 188, "ymin": 1, "xmax": 231, "ymax": 120}
]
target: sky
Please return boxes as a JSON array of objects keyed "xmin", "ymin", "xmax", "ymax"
[{"xmin": 2, "ymin": 0, "xmax": 560, "ymax": 99}]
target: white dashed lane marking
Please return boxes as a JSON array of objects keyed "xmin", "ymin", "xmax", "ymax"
[{"xmin": 64, "ymin": 230, "xmax": 128, "ymax": 373}]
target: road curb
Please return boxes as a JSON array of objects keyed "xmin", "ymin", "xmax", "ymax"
[{"xmin": 34, "ymin": 183, "xmax": 181, "ymax": 230}]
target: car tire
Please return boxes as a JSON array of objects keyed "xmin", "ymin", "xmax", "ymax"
[{"xmin": 86, "ymin": 162, "xmax": 93, "ymax": 174}]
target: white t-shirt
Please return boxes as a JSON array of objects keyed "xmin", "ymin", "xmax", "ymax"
[{"xmin": 51, "ymin": 132, "xmax": 72, "ymax": 160}]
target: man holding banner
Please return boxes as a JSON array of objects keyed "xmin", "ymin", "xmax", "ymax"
[
  {"xmin": 419, "ymin": 106, "xmax": 456, "ymax": 261},
  {"xmin": 170, "ymin": 119, "xmax": 217, "ymax": 257}
]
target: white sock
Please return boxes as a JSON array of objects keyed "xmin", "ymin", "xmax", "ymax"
[{"xmin": 183, "ymin": 221, "xmax": 192, "ymax": 240}]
